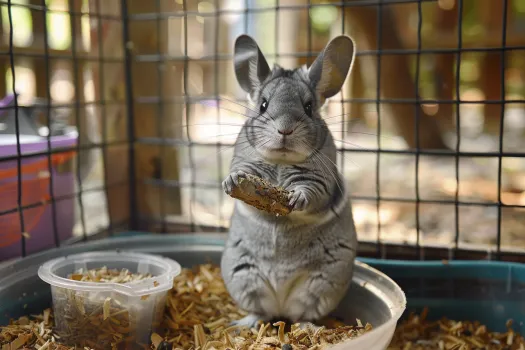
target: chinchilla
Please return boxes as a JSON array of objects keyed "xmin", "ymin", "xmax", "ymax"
[{"xmin": 221, "ymin": 34, "xmax": 358, "ymax": 328}]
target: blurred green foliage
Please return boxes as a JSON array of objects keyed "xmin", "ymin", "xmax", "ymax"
[
  {"xmin": 309, "ymin": 4, "xmax": 338, "ymax": 34},
  {"xmin": 1, "ymin": 0, "xmax": 32, "ymax": 47}
]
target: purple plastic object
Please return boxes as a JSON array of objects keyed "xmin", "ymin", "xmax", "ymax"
[
  {"xmin": 0, "ymin": 93, "xmax": 15, "ymax": 111},
  {"xmin": 0, "ymin": 132, "xmax": 78, "ymax": 261}
]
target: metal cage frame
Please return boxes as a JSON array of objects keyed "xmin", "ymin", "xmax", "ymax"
[{"xmin": 1, "ymin": 0, "xmax": 523, "ymax": 262}]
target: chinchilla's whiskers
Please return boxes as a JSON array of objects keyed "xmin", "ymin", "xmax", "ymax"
[
  {"xmin": 330, "ymin": 138, "xmax": 368, "ymax": 150},
  {"xmin": 230, "ymin": 135, "xmax": 270, "ymax": 160},
  {"xmin": 311, "ymin": 149, "xmax": 345, "ymax": 196},
  {"xmin": 296, "ymin": 112, "xmax": 321, "ymax": 140},
  {"xmin": 297, "ymin": 111, "xmax": 312, "ymax": 124},
  {"xmin": 215, "ymin": 138, "xmax": 253, "ymax": 156},
  {"xmin": 217, "ymin": 96, "xmax": 275, "ymax": 123},
  {"xmin": 186, "ymin": 126, "xmax": 266, "ymax": 145},
  {"xmin": 197, "ymin": 94, "xmax": 254, "ymax": 114},
  {"xmin": 232, "ymin": 143, "xmax": 255, "ymax": 157},
  {"xmin": 332, "ymin": 133, "xmax": 397, "ymax": 144},
  {"xmin": 322, "ymin": 142, "xmax": 360, "ymax": 169},
  {"xmin": 217, "ymin": 96, "xmax": 260, "ymax": 116},
  {"xmin": 240, "ymin": 133, "xmax": 270, "ymax": 152},
  {"xmin": 321, "ymin": 111, "xmax": 353, "ymax": 122},
  {"xmin": 328, "ymin": 130, "xmax": 380, "ymax": 137},
  {"xmin": 325, "ymin": 126, "xmax": 396, "ymax": 140},
  {"xmin": 186, "ymin": 77, "xmax": 273, "ymax": 120},
  {"xmin": 313, "ymin": 155, "xmax": 339, "ymax": 197},
  {"xmin": 319, "ymin": 154, "xmax": 345, "ymax": 195},
  {"xmin": 297, "ymin": 137, "xmax": 341, "ymax": 194},
  {"xmin": 297, "ymin": 140, "xmax": 329, "ymax": 186},
  {"xmin": 302, "ymin": 135, "xmax": 351, "ymax": 194},
  {"xmin": 295, "ymin": 111, "xmax": 363, "ymax": 162},
  {"xmin": 312, "ymin": 119, "xmax": 355, "ymax": 128},
  {"xmin": 314, "ymin": 157, "xmax": 330, "ymax": 189},
  {"xmin": 323, "ymin": 120, "xmax": 360, "ymax": 126},
  {"xmin": 293, "ymin": 123, "xmax": 310, "ymax": 139},
  {"xmin": 215, "ymin": 143, "xmax": 239, "ymax": 156},
  {"xmin": 181, "ymin": 122, "xmax": 264, "ymax": 129},
  {"xmin": 200, "ymin": 97, "xmax": 272, "ymax": 124},
  {"xmin": 208, "ymin": 104, "xmax": 272, "ymax": 124},
  {"xmin": 246, "ymin": 138, "xmax": 271, "ymax": 159},
  {"xmin": 207, "ymin": 131, "xmax": 265, "ymax": 140},
  {"xmin": 216, "ymin": 137, "xmax": 264, "ymax": 158},
  {"xmin": 314, "ymin": 119, "xmax": 396, "ymax": 141}
]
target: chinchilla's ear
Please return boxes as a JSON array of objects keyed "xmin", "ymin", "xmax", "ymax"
[
  {"xmin": 308, "ymin": 35, "xmax": 356, "ymax": 101},
  {"xmin": 233, "ymin": 35, "xmax": 271, "ymax": 95}
]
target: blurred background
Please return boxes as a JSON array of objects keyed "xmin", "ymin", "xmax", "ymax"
[{"xmin": 1, "ymin": 0, "xmax": 524, "ymax": 260}]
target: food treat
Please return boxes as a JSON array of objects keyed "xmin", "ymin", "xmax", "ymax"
[{"xmin": 228, "ymin": 174, "xmax": 293, "ymax": 216}]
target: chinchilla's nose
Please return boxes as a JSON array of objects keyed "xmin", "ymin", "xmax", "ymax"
[{"xmin": 278, "ymin": 128, "xmax": 294, "ymax": 136}]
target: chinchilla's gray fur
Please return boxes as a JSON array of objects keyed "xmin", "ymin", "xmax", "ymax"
[{"xmin": 221, "ymin": 34, "xmax": 358, "ymax": 327}]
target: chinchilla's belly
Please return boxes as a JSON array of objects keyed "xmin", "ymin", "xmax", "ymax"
[
  {"xmin": 230, "ymin": 202, "xmax": 323, "ymax": 255},
  {"xmin": 224, "ymin": 201, "xmax": 357, "ymax": 321},
  {"xmin": 229, "ymin": 200, "xmax": 356, "ymax": 262}
]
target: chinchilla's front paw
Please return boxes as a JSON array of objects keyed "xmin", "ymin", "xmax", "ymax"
[
  {"xmin": 222, "ymin": 170, "xmax": 246, "ymax": 194},
  {"xmin": 288, "ymin": 188, "xmax": 311, "ymax": 211}
]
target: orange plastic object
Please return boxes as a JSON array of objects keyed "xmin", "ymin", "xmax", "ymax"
[{"xmin": 0, "ymin": 151, "xmax": 76, "ymax": 248}]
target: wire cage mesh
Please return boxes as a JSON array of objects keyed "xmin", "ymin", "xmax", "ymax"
[{"xmin": 0, "ymin": 0, "xmax": 524, "ymax": 262}]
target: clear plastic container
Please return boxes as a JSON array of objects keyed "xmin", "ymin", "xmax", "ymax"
[{"xmin": 38, "ymin": 251, "xmax": 181, "ymax": 350}]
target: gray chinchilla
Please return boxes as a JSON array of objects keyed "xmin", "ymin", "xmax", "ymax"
[{"xmin": 221, "ymin": 34, "xmax": 358, "ymax": 328}]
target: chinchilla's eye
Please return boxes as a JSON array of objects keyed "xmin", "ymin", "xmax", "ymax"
[
  {"xmin": 304, "ymin": 102, "xmax": 313, "ymax": 117},
  {"xmin": 260, "ymin": 98, "xmax": 268, "ymax": 113}
]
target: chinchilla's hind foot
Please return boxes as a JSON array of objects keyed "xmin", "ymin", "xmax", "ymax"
[
  {"xmin": 297, "ymin": 321, "xmax": 322, "ymax": 332},
  {"xmin": 230, "ymin": 314, "xmax": 265, "ymax": 329}
]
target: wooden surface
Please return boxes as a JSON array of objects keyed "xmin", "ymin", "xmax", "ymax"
[
  {"xmin": 480, "ymin": 1, "xmax": 508, "ymax": 134},
  {"xmin": 341, "ymin": 3, "xmax": 449, "ymax": 149},
  {"xmin": 89, "ymin": 0, "xmax": 130, "ymax": 230},
  {"xmin": 127, "ymin": 0, "xmax": 182, "ymax": 231},
  {"xmin": 433, "ymin": 2, "xmax": 458, "ymax": 133},
  {"xmin": 326, "ymin": 0, "xmax": 524, "ymax": 148}
]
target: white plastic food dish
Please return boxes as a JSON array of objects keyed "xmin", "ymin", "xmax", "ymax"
[
  {"xmin": 328, "ymin": 260, "xmax": 406, "ymax": 350},
  {"xmin": 38, "ymin": 251, "xmax": 181, "ymax": 348}
]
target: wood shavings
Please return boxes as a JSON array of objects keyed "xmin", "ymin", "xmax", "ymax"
[
  {"xmin": 228, "ymin": 173, "xmax": 292, "ymax": 216},
  {"xmin": 50, "ymin": 267, "xmax": 161, "ymax": 349},
  {"xmin": 273, "ymin": 321, "xmax": 286, "ymax": 343},
  {"xmin": 103, "ymin": 297, "xmax": 111, "ymax": 320},
  {"xmin": 3, "ymin": 265, "xmax": 524, "ymax": 350},
  {"xmin": 387, "ymin": 307, "xmax": 525, "ymax": 350},
  {"xmin": 68, "ymin": 266, "xmax": 152, "ymax": 284},
  {"xmin": 0, "ymin": 309, "xmax": 93, "ymax": 350},
  {"xmin": 158, "ymin": 264, "xmax": 371, "ymax": 349}
]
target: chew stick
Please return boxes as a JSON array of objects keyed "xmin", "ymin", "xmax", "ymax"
[{"xmin": 228, "ymin": 174, "xmax": 292, "ymax": 216}]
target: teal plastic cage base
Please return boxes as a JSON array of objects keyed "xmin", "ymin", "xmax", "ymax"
[
  {"xmin": 1, "ymin": 231, "xmax": 524, "ymax": 335},
  {"xmin": 358, "ymin": 258, "xmax": 525, "ymax": 334}
]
